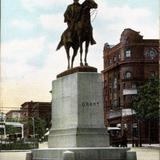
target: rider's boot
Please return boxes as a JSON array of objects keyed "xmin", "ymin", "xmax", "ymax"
[{"xmin": 91, "ymin": 37, "xmax": 96, "ymax": 45}]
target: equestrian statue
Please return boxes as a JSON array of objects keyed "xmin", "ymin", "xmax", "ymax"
[{"xmin": 56, "ymin": 0, "xmax": 98, "ymax": 69}]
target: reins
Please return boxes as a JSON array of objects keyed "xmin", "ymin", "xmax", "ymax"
[{"xmin": 91, "ymin": 9, "xmax": 98, "ymax": 22}]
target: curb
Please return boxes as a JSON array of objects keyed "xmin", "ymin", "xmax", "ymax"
[{"xmin": 0, "ymin": 150, "xmax": 31, "ymax": 152}]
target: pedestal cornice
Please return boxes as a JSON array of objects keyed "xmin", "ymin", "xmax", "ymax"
[{"xmin": 57, "ymin": 66, "xmax": 97, "ymax": 78}]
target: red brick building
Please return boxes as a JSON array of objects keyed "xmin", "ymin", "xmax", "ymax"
[
  {"xmin": 6, "ymin": 110, "xmax": 22, "ymax": 121},
  {"xmin": 20, "ymin": 101, "xmax": 51, "ymax": 138},
  {"xmin": 102, "ymin": 28, "xmax": 159, "ymax": 144}
]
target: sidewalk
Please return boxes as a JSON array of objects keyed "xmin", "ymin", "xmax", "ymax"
[
  {"xmin": 0, "ymin": 151, "xmax": 30, "ymax": 160},
  {"xmin": 130, "ymin": 147, "xmax": 160, "ymax": 160}
]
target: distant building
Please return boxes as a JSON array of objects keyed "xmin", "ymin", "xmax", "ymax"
[
  {"xmin": 0, "ymin": 112, "xmax": 6, "ymax": 122},
  {"xmin": 102, "ymin": 28, "xmax": 159, "ymax": 144},
  {"xmin": 31, "ymin": 102, "xmax": 51, "ymax": 129},
  {"xmin": 20, "ymin": 101, "xmax": 37, "ymax": 120},
  {"xmin": 20, "ymin": 101, "xmax": 51, "ymax": 138},
  {"xmin": 6, "ymin": 110, "xmax": 21, "ymax": 121},
  {"xmin": 0, "ymin": 121, "xmax": 24, "ymax": 139}
]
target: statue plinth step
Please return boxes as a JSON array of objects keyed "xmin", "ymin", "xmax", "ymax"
[{"xmin": 57, "ymin": 66, "xmax": 97, "ymax": 78}]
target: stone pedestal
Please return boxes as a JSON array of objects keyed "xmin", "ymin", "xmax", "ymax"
[
  {"xmin": 31, "ymin": 67, "xmax": 136, "ymax": 160},
  {"xmin": 48, "ymin": 71, "xmax": 109, "ymax": 148}
]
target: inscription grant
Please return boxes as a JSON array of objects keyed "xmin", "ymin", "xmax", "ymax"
[{"xmin": 82, "ymin": 101, "xmax": 100, "ymax": 107}]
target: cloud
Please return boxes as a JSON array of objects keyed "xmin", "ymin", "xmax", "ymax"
[
  {"xmin": 21, "ymin": 0, "xmax": 70, "ymax": 11},
  {"xmin": 99, "ymin": 2, "xmax": 151, "ymax": 21},
  {"xmin": 10, "ymin": 19, "xmax": 34, "ymax": 30},
  {"xmin": 22, "ymin": 0, "xmax": 56, "ymax": 10},
  {"xmin": 1, "ymin": 78, "xmax": 52, "ymax": 109},
  {"xmin": 2, "ymin": 37, "xmax": 46, "ymax": 61},
  {"xmin": 1, "ymin": 37, "xmax": 51, "ymax": 109},
  {"xmin": 1, "ymin": 41, "xmax": 63, "ymax": 109},
  {"xmin": 21, "ymin": 0, "xmax": 86, "ymax": 11},
  {"xmin": 95, "ymin": 1, "xmax": 158, "ymax": 44},
  {"xmin": 39, "ymin": 14, "xmax": 66, "ymax": 31},
  {"xmin": 1, "ymin": 37, "xmax": 47, "ymax": 81}
]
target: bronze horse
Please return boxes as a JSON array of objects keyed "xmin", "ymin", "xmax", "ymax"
[{"xmin": 56, "ymin": 0, "xmax": 98, "ymax": 69}]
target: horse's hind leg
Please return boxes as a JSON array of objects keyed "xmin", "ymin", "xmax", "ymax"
[
  {"xmin": 84, "ymin": 41, "xmax": 89, "ymax": 66},
  {"xmin": 65, "ymin": 46, "xmax": 70, "ymax": 69},
  {"xmin": 71, "ymin": 46, "xmax": 78, "ymax": 68}
]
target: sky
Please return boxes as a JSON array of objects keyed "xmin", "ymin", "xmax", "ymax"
[{"xmin": 1, "ymin": 0, "xmax": 159, "ymax": 113}]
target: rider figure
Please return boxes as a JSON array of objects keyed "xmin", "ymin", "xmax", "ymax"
[
  {"xmin": 64, "ymin": 0, "xmax": 96, "ymax": 45},
  {"xmin": 64, "ymin": 0, "xmax": 81, "ymax": 30},
  {"xmin": 64, "ymin": 0, "xmax": 81, "ymax": 43}
]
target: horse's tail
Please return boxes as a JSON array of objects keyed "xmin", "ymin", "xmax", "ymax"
[{"xmin": 56, "ymin": 38, "xmax": 63, "ymax": 51}]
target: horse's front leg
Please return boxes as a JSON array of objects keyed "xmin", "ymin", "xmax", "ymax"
[
  {"xmin": 84, "ymin": 41, "xmax": 89, "ymax": 66},
  {"xmin": 79, "ymin": 38, "xmax": 83, "ymax": 66}
]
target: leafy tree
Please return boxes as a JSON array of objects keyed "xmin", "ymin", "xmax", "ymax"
[
  {"xmin": 6, "ymin": 117, "xmax": 21, "ymax": 122},
  {"xmin": 133, "ymin": 76, "xmax": 159, "ymax": 120},
  {"xmin": 27, "ymin": 117, "xmax": 46, "ymax": 141},
  {"xmin": 6, "ymin": 125, "xmax": 21, "ymax": 135},
  {"xmin": 34, "ymin": 117, "xmax": 46, "ymax": 140},
  {"xmin": 133, "ymin": 76, "xmax": 159, "ymax": 145}
]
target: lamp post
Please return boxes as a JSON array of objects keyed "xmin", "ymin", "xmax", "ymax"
[
  {"xmin": 131, "ymin": 108, "xmax": 134, "ymax": 147},
  {"xmin": 120, "ymin": 107, "xmax": 123, "ymax": 136},
  {"xmin": 31, "ymin": 117, "xmax": 36, "ymax": 148}
]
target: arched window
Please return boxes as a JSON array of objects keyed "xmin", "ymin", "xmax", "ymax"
[{"xmin": 125, "ymin": 71, "xmax": 132, "ymax": 79}]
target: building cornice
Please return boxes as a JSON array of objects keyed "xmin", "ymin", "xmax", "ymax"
[
  {"xmin": 103, "ymin": 40, "xmax": 159, "ymax": 58},
  {"xmin": 102, "ymin": 60, "xmax": 158, "ymax": 73}
]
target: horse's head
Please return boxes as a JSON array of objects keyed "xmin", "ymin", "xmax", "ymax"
[{"xmin": 83, "ymin": 0, "xmax": 98, "ymax": 10}]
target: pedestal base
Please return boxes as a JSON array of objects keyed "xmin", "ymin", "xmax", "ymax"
[
  {"xmin": 48, "ymin": 128, "xmax": 109, "ymax": 148},
  {"xmin": 32, "ymin": 147, "xmax": 132, "ymax": 160}
]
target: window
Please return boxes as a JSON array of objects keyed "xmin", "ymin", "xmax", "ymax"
[
  {"xmin": 118, "ymin": 53, "xmax": 121, "ymax": 60},
  {"xmin": 150, "ymin": 71, "xmax": 155, "ymax": 77},
  {"xmin": 110, "ymin": 100, "xmax": 112, "ymax": 106},
  {"xmin": 125, "ymin": 49, "xmax": 131, "ymax": 58},
  {"xmin": 118, "ymin": 84, "xmax": 120, "ymax": 90},
  {"xmin": 125, "ymin": 71, "xmax": 132, "ymax": 79},
  {"xmin": 109, "ymin": 59, "xmax": 112, "ymax": 64},
  {"xmin": 144, "ymin": 48, "xmax": 158, "ymax": 59},
  {"xmin": 117, "ymin": 73, "xmax": 120, "ymax": 79},
  {"xmin": 123, "ymin": 83, "xmax": 126, "ymax": 89},
  {"xmin": 104, "ymin": 80, "xmax": 107, "ymax": 88},
  {"xmin": 113, "ymin": 56, "xmax": 117, "ymax": 62},
  {"xmin": 113, "ymin": 78, "xmax": 117, "ymax": 89},
  {"xmin": 112, "ymin": 100, "xmax": 118, "ymax": 107},
  {"xmin": 123, "ymin": 95, "xmax": 126, "ymax": 103},
  {"xmin": 131, "ymin": 83, "xmax": 136, "ymax": 89}
]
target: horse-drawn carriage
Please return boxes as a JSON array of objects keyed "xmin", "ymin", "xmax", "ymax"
[{"xmin": 108, "ymin": 127, "xmax": 128, "ymax": 147}]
